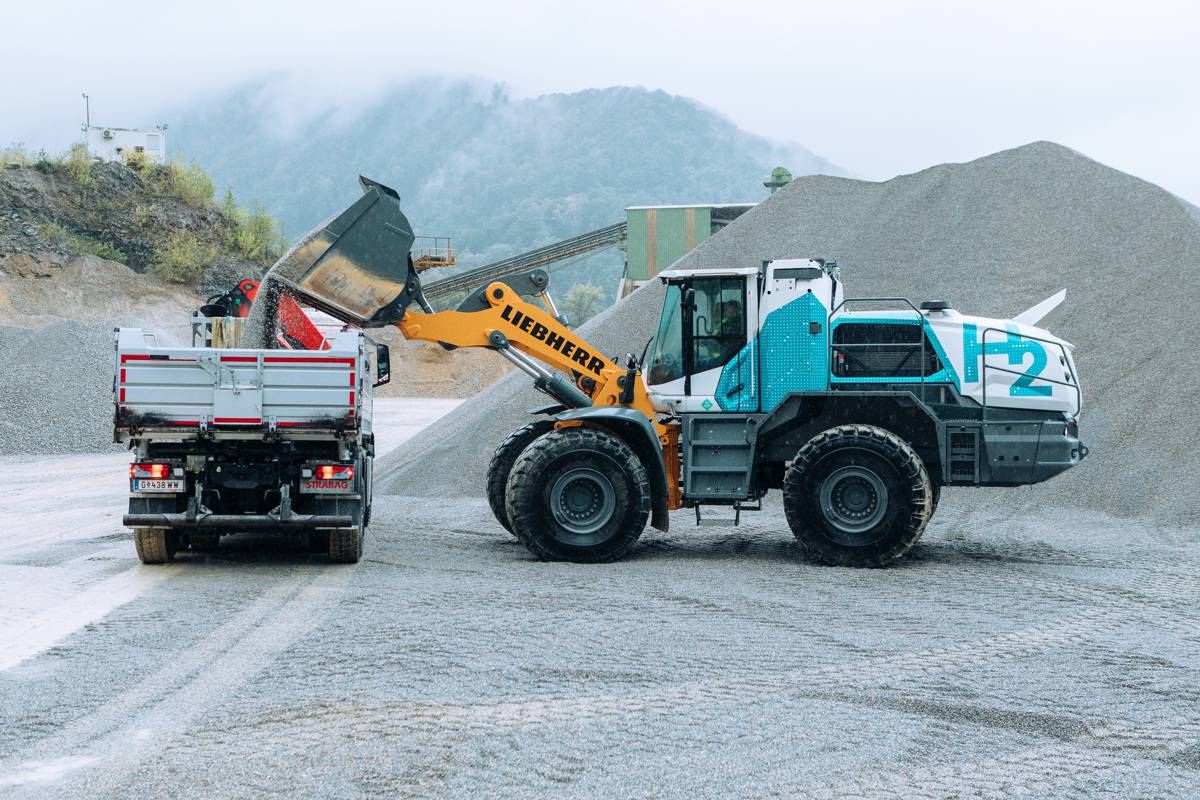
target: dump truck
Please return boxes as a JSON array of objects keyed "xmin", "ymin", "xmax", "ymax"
[
  {"xmin": 114, "ymin": 327, "xmax": 391, "ymax": 563},
  {"xmin": 230, "ymin": 176, "xmax": 1084, "ymax": 567}
]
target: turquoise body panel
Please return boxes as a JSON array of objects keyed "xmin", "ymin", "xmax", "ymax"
[
  {"xmin": 716, "ymin": 293, "xmax": 830, "ymax": 413},
  {"xmin": 716, "ymin": 301, "xmax": 961, "ymax": 414}
]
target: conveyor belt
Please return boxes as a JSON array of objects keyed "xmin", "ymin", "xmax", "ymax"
[{"xmin": 422, "ymin": 221, "xmax": 627, "ymax": 301}]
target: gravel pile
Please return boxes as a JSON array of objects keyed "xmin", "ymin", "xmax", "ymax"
[
  {"xmin": 0, "ymin": 321, "xmax": 122, "ymax": 455},
  {"xmin": 377, "ymin": 141, "xmax": 1200, "ymax": 525}
]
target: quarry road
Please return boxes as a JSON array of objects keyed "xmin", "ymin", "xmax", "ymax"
[
  {"xmin": 1, "ymin": 439, "xmax": 1198, "ymax": 796},
  {"xmin": 0, "ymin": 398, "xmax": 460, "ymax": 674}
]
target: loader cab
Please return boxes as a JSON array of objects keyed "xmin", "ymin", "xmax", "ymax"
[
  {"xmin": 647, "ymin": 267, "xmax": 758, "ymax": 413},
  {"xmin": 646, "ymin": 260, "xmax": 843, "ymax": 414}
]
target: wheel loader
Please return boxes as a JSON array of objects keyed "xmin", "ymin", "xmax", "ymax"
[{"xmin": 253, "ymin": 177, "xmax": 1087, "ymax": 566}]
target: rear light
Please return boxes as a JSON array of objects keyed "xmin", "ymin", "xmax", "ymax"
[
  {"xmin": 130, "ymin": 463, "xmax": 171, "ymax": 479},
  {"xmin": 314, "ymin": 465, "xmax": 354, "ymax": 481}
]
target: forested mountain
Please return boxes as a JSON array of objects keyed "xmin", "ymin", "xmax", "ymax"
[{"xmin": 168, "ymin": 80, "xmax": 841, "ymax": 293}]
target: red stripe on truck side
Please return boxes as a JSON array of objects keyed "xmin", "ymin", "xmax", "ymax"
[
  {"xmin": 349, "ymin": 372, "xmax": 355, "ymax": 386},
  {"xmin": 119, "ymin": 388, "xmax": 125, "ymax": 403},
  {"xmin": 220, "ymin": 356, "xmax": 258, "ymax": 363},
  {"xmin": 120, "ymin": 354, "xmax": 195, "ymax": 363},
  {"xmin": 119, "ymin": 368, "xmax": 126, "ymax": 383},
  {"xmin": 349, "ymin": 391, "xmax": 355, "ymax": 407},
  {"xmin": 214, "ymin": 417, "xmax": 262, "ymax": 424}
]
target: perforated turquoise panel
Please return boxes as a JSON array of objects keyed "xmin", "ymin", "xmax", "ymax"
[
  {"xmin": 715, "ymin": 340, "xmax": 758, "ymax": 412},
  {"xmin": 716, "ymin": 293, "xmax": 829, "ymax": 413}
]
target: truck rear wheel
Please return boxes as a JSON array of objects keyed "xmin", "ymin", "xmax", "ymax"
[
  {"xmin": 783, "ymin": 425, "xmax": 933, "ymax": 567},
  {"xmin": 505, "ymin": 427, "xmax": 649, "ymax": 563},
  {"xmin": 328, "ymin": 526, "xmax": 364, "ymax": 563},
  {"xmin": 133, "ymin": 527, "xmax": 178, "ymax": 564},
  {"xmin": 487, "ymin": 419, "xmax": 556, "ymax": 538}
]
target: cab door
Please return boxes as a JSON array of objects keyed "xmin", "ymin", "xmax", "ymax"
[{"xmin": 645, "ymin": 272, "xmax": 758, "ymax": 414}]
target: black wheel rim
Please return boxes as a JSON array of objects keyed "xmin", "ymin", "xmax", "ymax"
[
  {"xmin": 549, "ymin": 467, "xmax": 616, "ymax": 536},
  {"xmin": 818, "ymin": 465, "xmax": 887, "ymax": 540}
]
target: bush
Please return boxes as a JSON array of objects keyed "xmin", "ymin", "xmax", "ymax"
[
  {"xmin": 167, "ymin": 159, "xmax": 215, "ymax": 206},
  {"xmin": 153, "ymin": 230, "xmax": 217, "ymax": 283},
  {"xmin": 123, "ymin": 148, "xmax": 150, "ymax": 171},
  {"xmin": 65, "ymin": 143, "xmax": 93, "ymax": 189},
  {"xmin": 38, "ymin": 222, "xmax": 125, "ymax": 262},
  {"xmin": 234, "ymin": 206, "xmax": 283, "ymax": 263},
  {"xmin": 1, "ymin": 142, "xmax": 31, "ymax": 167},
  {"xmin": 219, "ymin": 188, "xmax": 285, "ymax": 265}
]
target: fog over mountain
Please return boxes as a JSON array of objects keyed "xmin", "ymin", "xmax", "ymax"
[{"xmin": 166, "ymin": 80, "xmax": 841, "ymax": 291}]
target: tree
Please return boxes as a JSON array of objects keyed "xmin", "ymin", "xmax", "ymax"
[{"xmin": 561, "ymin": 283, "xmax": 607, "ymax": 326}]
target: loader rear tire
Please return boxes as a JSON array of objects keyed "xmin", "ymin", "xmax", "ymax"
[
  {"xmin": 328, "ymin": 526, "xmax": 364, "ymax": 564},
  {"xmin": 506, "ymin": 427, "xmax": 649, "ymax": 563},
  {"xmin": 783, "ymin": 425, "xmax": 933, "ymax": 567},
  {"xmin": 134, "ymin": 527, "xmax": 178, "ymax": 564},
  {"xmin": 487, "ymin": 419, "xmax": 556, "ymax": 538}
]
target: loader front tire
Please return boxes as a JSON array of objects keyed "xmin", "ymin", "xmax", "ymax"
[
  {"xmin": 783, "ymin": 425, "xmax": 933, "ymax": 567},
  {"xmin": 134, "ymin": 527, "xmax": 178, "ymax": 564},
  {"xmin": 506, "ymin": 427, "xmax": 649, "ymax": 563},
  {"xmin": 487, "ymin": 419, "xmax": 556, "ymax": 538}
]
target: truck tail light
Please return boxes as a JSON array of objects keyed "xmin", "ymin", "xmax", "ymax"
[
  {"xmin": 130, "ymin": 463, "xmax": 170, "ymax": 479},
  {"xmin": 315, "ymin": 465, "xmax": 354, "ymax": 481}
]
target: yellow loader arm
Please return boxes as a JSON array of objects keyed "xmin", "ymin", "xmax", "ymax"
[{"xmin": 395, "ymin": 279, "xmax": 682, "ymax": 510}]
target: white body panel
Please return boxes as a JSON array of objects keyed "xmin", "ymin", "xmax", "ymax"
[
  {"xmin": 114, "ymin": 328, "xmax": 367, "ymax": 435},
  {"xmin": 647, "ymin": 261, "xmax": 1080, "ymax": 417}
]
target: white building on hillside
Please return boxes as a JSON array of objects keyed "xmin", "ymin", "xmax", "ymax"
[{"xmin": 83, "ymin": 124, "xmax": 168, "ymax": 164}]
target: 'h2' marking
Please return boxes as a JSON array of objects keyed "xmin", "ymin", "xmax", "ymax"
[{"xmin": 962, "ymin": 324, "xmax": 1051, "ymax": 397}]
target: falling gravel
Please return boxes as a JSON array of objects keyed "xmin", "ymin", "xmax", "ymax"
[{"xmin": 378, "ymin": 141, "xmax": 1200, "ymax": 526}]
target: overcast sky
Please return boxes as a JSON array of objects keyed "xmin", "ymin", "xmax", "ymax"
[{"xmin": 4, "ymin": 0, "xmax": 1198, "ymax": 203}]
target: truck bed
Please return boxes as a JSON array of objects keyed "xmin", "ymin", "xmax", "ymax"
[{"xmin": 114, "ymin": 328, "xmax": 367, "ymax": 437}]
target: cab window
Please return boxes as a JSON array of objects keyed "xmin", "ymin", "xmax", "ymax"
[
  {"xmin": 648, "ymin": 284, "xmax": 683, "ymax": 385},
  {"xmin": 691, "ymin": 276, "xmax": 746, "ymax": 374}
]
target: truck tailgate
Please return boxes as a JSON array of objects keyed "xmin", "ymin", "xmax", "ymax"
[{"xmin": 115, "ymin": 328, "xmax": 364, "ymax": 431}]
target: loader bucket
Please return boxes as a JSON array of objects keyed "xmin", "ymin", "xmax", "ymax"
[{"xmin": 265, "ymin": 176, "xmax": 425, "ymax": 327}]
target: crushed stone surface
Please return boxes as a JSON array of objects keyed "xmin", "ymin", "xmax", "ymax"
[
  {"xmin": 0, "ymin": 488, "xmax": 1196, "ymax": 798},
  {"xmin": 378, "ymin": 142, "xmax": 1200, "ymax": 525},
  {"xmin": 0, "ymin": 320, "xmax": 122, "ymax": 456}
]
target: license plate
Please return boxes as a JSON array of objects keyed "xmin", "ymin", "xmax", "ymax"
[{"xmin": 133, "ymin": 479, "xmax": 185, "ymax": 493}]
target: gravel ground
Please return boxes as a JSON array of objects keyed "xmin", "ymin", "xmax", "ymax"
[
  {"xmin": 0, "ymin": 321, "xmax": 123, "ymax": 456},
  {"xmin": 378, "ymin": 141, "xmax": 1200, "ymax": 527},
  {"xmin": 0, "ymin": 486, "xmax": 1197, "ymax": 798}
]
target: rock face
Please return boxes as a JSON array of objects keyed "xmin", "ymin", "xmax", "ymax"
[
  {"xmin": 377, "ymin": 141, "xmax": 1200, "ymax": 526},
  {"xmin": 0, "ymin": 161, "xmax": 261, "ymax": 294}
]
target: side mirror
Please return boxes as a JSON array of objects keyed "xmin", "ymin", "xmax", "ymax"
[
  {"xmin": 682, "ymin": 287, "xmax": 696, "ymax": 311},
  {"xmin": 374, "ymin": 343, "xmax": 391, "ymax": 387}
]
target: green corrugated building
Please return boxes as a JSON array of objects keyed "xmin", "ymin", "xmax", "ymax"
[{"xmin": 620, "ymin": 203, "xmax": 755, "ymax": 296}]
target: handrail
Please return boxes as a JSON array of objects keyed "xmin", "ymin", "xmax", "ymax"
[
  {"xmin": 979, "ymin": 326, "xmax": 1080, "ymax": 420},
  {"xmin": 828, "ymin": 297, "xmax": 928, "ymax": 391}
]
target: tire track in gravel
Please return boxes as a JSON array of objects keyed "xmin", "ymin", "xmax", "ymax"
[
  {"xmin": 788, "ymin": 712, "xmax": 1200, "ymax": 800},
  {"xmin": 0, "ymin": 564, "xmax": 356, "ymax": 797}
]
